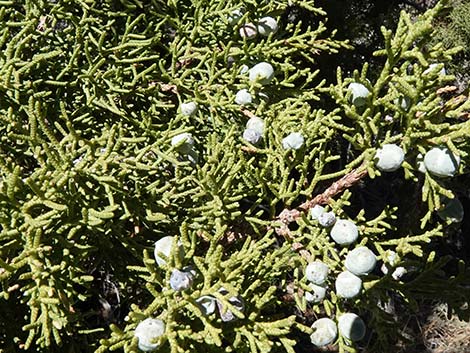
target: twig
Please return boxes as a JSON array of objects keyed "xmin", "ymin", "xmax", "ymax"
[
  {"xmin": 241, "ymin": 146, "xmax": 258, "ymax": 153},
  {"xmin": 240, "ymin": 108, "xmax": 258, "ymax": 120},
  {"xmin": 436, "ymin": 86, "xmax": 457, "ymax": 95},
  {"xmin": 275, "ymin": 166, "xmax": 368, "ymax": 238}
]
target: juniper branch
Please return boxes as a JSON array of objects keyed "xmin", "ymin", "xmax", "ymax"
[{"xmin": 275, "ymin": 165, "xmax": 368, "ymax": 237}]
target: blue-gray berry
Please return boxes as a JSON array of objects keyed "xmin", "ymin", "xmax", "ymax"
[
  {"xmin": 318, "ymin": 211, "xmax": 336, "ymax": 227},
  {"xmin": 345, "ymin": 246, "xmax": 377, "ymax": 276},
  {"xmin": 310, "ymin": 318, "xmax": 337, "ymax": 347},
  {"xmin": 246, "ymin": 117, "xmax": 264, "ymax": 134},
  {"xmin": 257, "ymin": 16, "xmax": 278, "ymax": 36},
  {"xmin": 243, "ymin": 128, "xmax": 262, "ymax": 144},
  {"xmin": 180, "ymin": 102, "xmax": 198, "ymax": 116},
  {"xmin": 437, "ymin": 197, "xmax": 464, "ymax": 223},
  {"xmin": 169, "ymin": 268, "xmax": 194, "ymax": 291},
  {"xmin": 338, "ymin": 313, "xmax": 366, "ymax": 341},
  {"xmin": 424, "ymin": 146, "xmax": 460, "ymax": 178},
  {"xmin": 348, "ymin": 82, "xmax": 370, "ymax": 107},
  {"xmin": 375, "ymin": 144, "xmax": 405, "ymax": 172},
  {"xmin": 282, "ymin": 132, "xmax": 304, "ymax": 150},
  {"xmin": 305, "ymin": 261, "xmax": 329, "ymax": 285},
  {"xmin": 195, "ymin": 295, "xmax": 216, "ymax": 316},
  {"xmin": 335, "ymin": 271, "xmax": 362, "ymax": 298},
  {"xmin": 235, "ymin": 89, "xmax": 253, "ymax": 105},
  {"xmin": 248, "ymin": 62, "xmax": 274, "ymax": 84},
  {"xmin": 134, "ymin": 318, "xmax": 165, "ymax": 352},
  {"xmin": 216, "ymin": 288, "xmax": 245, "ymax": 322},
  {"xmin": 330, "ymin": 219, "xmax": 359, "ymax": 246}
]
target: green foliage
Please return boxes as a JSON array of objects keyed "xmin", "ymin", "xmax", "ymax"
[
  {"xmin": 429, "ymin": 0, "xmax": 470, "ymax": 91},
  {"xmin": 0, "ymin": 1, "xmax": 469, "ymax": 353},
  {"xmin": 100, "ymin": 224, "xmax": 298, "ymax": 353},
  {"xmin": 432, "ymin": 0, "xmax": 470, "ymax": 53}
]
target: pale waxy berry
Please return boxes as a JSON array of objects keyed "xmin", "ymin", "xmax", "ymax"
[
  {"xmin": 180, "ymin": 101, "xmax": 198, "ymax": 116},
  {"xmin": 282, "ymin": 132, "xmax": 304, "ymax": 150},
  {"xmin": 154, "ymin": 236, "xmax": 184, "ymax": 267},
  {"xmin": 318, "ymin": 211, "xmax": 336, "ymax": 227},
  {"xmin": 171, "ymin": 133, "xmax": 194, "ymax": 154},
  {"xmin": 423, "ymin": 63, "xmax": 446, "ymax": 76},
  {"xmin": 169, "ymin": 268, "xmax": 194, "ymax": 291},
  {"xmin": 248, "ymin": 62, "xmax": 274, "ymax": 84},
  {"xmin": 227, "ymin": 8, "xmax": 244, "ymax": 25},
  {"xmin": 424, "ymin": 146, "xmax": 460, "ymax": 178},
  {"xmin": 310, "ymin": 318, "xmax": 338, "ymax": 347},
  {"xmin": 335, "ymin": 271, "xmax": 362, "ymax": 299},
  {"xmin": 416, "ymin": 153, "xmax": 427, "ymax": 173},
  {"xmin": 310, "ymin": 205, "xmax": 325, "ymax": 220},
  {"xmin": 216, "ymin": 288, "xmax": 245, "ymax": 322},
  {"xmin": 338, "ymin": 313, "xmax": 366, "ymax": 341},
  {"xmin": 257, "ymin": 16, "xmax": 278, "ymax": 36},
  {"xmin": 243, "ymin": 128, "xmax": 262, "ymax": 144},
  {"xmin": 305, "ymin": 283, "xmax": 327, "ymax": 303},
  {"xmin": 235, "ymin": 89, "xmax": 252, "ymax": 105},
  {"xmin": 375, "ymin": 144, "xmax": 405, "ymax": 172},
  {"xmin": 348, "ymin": 82, "xmax": 370, "ymax": 107},
  {"xmin": 246, "ymin": 116, "xmax": 265, "ymax": 134},
  {"xmin": 394, "ymin": 96, "xmax": 410, "ymax": 110},
  {"xmin": 239, "ymin": 23, "xmax": 258, "ymax": 39},
  {"xmin": 134, "ymin": 318, "xmax": 165, "ymax": 352},
  {"xmin": 195, "ymin": 295, "xmax": 217, "ymax": 316},
  {"xmin": 345, "ymin": 246, "xmax": 377, "ymax": 276},
  {"xmin": 239, "ymin": 64, "xmax": 249, "ymax": 74},
  {"xmin": 330, "ymin": 219, "xmax": 359, "ymax": 246},
  {"xmin": 380, "ymin": 251, "xmax": 407, "ymax": 280},
  {"xmin": 305, "ymin": 261, "xmax": 329, "ymax": 285}
]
